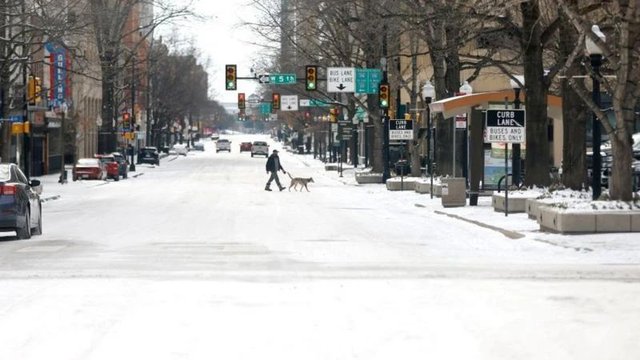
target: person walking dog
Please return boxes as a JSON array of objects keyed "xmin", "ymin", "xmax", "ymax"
[{"xmin": 265, "ymin": 149, "xmax": 286, "ymax": 191}]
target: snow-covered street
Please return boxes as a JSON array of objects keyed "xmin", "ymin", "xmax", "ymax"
[{"xmin": 1, "ymin": 133, "xmax": 639, "ymax": 359}]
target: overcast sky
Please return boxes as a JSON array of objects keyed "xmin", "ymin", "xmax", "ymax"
[{"xmin": 162, "ymin": 0, "xmax": 265, "ymax": 104}]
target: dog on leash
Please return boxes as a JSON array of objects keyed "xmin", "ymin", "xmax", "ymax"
[{"xmin": 287, "ymin": 173, "xmax": 314, "ymax": 192}]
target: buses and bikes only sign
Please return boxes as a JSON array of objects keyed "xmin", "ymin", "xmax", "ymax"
[{"xmin": 485, "ymin": 109, "xmax": 526, "ymax": 143}]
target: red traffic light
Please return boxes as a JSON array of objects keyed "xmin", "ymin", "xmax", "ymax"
[
  {"xmin": 272, "ymin": 93, "xmax": 281, "ymax": 110},
  {"xmin": 238, "ymin": 93, "xmax": 246, "ymax": 109}
]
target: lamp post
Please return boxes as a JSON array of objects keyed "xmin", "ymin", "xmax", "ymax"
[
  {"xmin": 457, "ymin": 81, "xmax": 473, "ymax": 178},
  {"xmin": 585, "ymin": 24, "xmax": 606, "ymax": 200},
  {"xmin": 509, "ymin": 75, "xmax": 525, "ymax": 187},
  {"xmin": 422, "ymin": 80, "xmax": 435, "ymax": 198},
  {"xmin": 381, "ymin": 57, "xmax": 390, "ymax": 182}
]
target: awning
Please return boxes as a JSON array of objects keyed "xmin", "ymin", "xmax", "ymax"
[{"xmin": 428, "ymin": 90, "xmax": 563, "ymax": 119}]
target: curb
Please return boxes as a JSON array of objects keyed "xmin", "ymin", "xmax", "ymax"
[{"xmin": 433, "ymin": 209, "xmax": 526, "ymax": 240}]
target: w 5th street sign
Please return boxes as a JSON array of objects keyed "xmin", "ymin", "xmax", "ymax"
[{"xmin": 485, "ymin": 109, "xmax": 526, "ymax": 143}]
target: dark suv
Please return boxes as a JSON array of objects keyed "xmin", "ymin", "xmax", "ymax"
[{"xmin": 138, "ymin": 146, "xmax": 160, "ymax": 166}]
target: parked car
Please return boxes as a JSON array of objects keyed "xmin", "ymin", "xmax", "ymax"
[
  {"xmin": 211, "ymin": 132, "xmax": 220, "ymax": 140},
  {"xmin": 0, "ymin": 163, "xmax": 42, "ymax": 239},
  {"xmin": 95, "ymin": 154, "xmax": 120, "ymax": 181},
  {"xmin": 251, "ymin": 141, "xmax": 269, "ymax": 157},
  {"xmin": 240, "ymin": 142, "xmax": 252, "ymax": 152},
  {"xmin": 172, "ymin": 143, "xmax": 189, "ymax": 156},
  {"xmin": 73, "ymin": 158, "xmax": 106, "ymax": 181},
  {"xmin": 193, "ymin": 142, "xmax": 205, "ymax": 151},
  {"xmin": 111, "ymin": 152, "xmax": 128, "ymax": 179},
  {"xmin": 216, "ymin": 139, "xmax": 231, "ymax": 153},
  {"xmin": 138, "ymin": 146, "xmax": 160, "ymax": 165}
]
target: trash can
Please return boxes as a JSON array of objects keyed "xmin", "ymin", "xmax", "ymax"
[
  {"xmin": 297, "ymin": 145, "xmax": 305, "ymax": 154},
  {"xmin": 441, "ymin": 177, "xmax": 466, "ymax": 207}
]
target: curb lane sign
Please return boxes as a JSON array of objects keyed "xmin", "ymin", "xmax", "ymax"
[
  {"xmin": 389, "ymin": 118, "xmax": 413, "ymax": 140},
  {"xmin": 327, "ymin": 67, "xmax": 355, "ymax": 93},
  {"xmin": 485, "ymin": 109, "xmax": 526, "ymax": 143}
]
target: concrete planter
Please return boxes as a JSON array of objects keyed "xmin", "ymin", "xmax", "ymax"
[
  {"xmin": 415, "ymin": 181, "xmax": 442, "ymax": 196},
  {"xmin": 492, "ymin": 193, "xmax": 536, "ymax": 213},
  {"xmin": 355, "ymin": 173, "xmax": 383, "ymax": 184},
  {"xmin": 386, "ymin": 178, "xmax": 417, "ymax": 191},
  {"xmin": 526, "ymin": 198, "xmax": 559, "ymax": 220},
  {"xmin": 538, "ymin": 206, "xmax": 640, "ymax": 233}
]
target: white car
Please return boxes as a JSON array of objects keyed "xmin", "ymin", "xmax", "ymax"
[
  {"xmin": 216, "ymin": 139, "xmax": 231, "ymax": 153},
  {"xmin": 172, "ymin": 143, "xmax": 189, "ymax": 156},
  {"xmin": 251, "ymin": 141, "xmax": 269, "ymax": 157}
]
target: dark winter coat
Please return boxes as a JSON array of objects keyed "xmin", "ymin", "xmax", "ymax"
[{"xmin": 266, "ymin": 153, "xmax": 285, "ymax": 173}]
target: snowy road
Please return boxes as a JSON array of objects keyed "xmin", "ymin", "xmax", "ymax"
[{"xmin": 1, "ymin": 134, "xmax": 639, "ymax": 359}]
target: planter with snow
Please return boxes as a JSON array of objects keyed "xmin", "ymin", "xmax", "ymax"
[
  {"xmin": 538, "ymin": 206, "xmax": 640, "ymax": 233},
  {"xmin": 492, "ymin": 193, "xmax": 535, "ymax": 213},
  {"xmin": 355, "ymin": 172, "xmax": 383, "ymax": 184},
  {"xmin": 386, "ymin": 177, "xmax": 417, "ymax": 191}
]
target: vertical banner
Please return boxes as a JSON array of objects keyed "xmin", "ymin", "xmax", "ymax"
[{"xmin": 45, "ymin": 42, "xmax": 68, "ymax": 108}]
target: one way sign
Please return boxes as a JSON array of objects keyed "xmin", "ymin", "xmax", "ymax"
[{"xmin": 327, "ymin": 67, "xmax": 355, "ymax": 93}]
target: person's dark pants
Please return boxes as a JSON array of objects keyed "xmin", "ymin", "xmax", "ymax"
[{"xmin": 266, "ymin": 171, "xmax": 283, "ymax": 189}]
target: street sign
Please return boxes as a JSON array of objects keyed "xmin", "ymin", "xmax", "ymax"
[
  {"xmin": 260, "ymin": 103, "xmax": 272, "ymax": 115},
  {"xmin": 339, "ymin": 124, "xmax": 354, "ymax": 140},
  {"xmin": 258, "ymin": 74, "xmax": 270, "ymax": 84},
  {"xmin": 355, "ymin": 68, "xmax": 382, "ymax": 94},
  {"xmin": 269, "ymin": 73, "xmax": 297, "ymax": 84},
  {"xmin": 485, "ymin": 109, "xmax": 526, "ymax": 143},
  {"xmin": 389, "ymin": 118, "xmax": 414, "ymax": 140},
  {"xmin": 327, "ymin": 67, "xmax": 355, "ymax": 92},
  {"xmin": 300, "ymin": 99, "xmax": 331, "ymax": 107},
  {"xmin": 281, "ymin": 95, "xmax": 299, "ymax": 111}
]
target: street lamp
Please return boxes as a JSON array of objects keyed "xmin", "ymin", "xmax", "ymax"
[
  {"xmin": 381, "ymin": 57, "xmax": 391, "ymax": 182},
  {"xmin": 509, "ymin": 75, "xmax": 525, "ymax": 187},
  {"xmin": 585, "ymin": 24, "xmax": 606, "ymax": 200},
  {"xmin": 456, "ymin": 81, "xmax": 473, "ymax": 178},
  {"xmin": 422, "ymin": 80, "xmax": 436, "ymax": 198}
]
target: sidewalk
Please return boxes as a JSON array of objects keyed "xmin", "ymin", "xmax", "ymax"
[{"xmin": 291, "ymin": 151, "xmax": 640, "ymax": 261}]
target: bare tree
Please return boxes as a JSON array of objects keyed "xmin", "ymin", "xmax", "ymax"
[
  {"xmin": 81, "ymin": 0, "xmax": 194, "ymax": 152},
  {"xmin": 559, "ymin": 0, "xmax": 640, "ymax": 201}
]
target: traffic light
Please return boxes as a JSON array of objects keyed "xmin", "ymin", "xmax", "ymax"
[
  {"xmin": 379, "ymin": 83, "xmax": 390, "ymax": 108},
  {"xmin": 225, "ymin": 64, "xmax": 237, "ymax": 90},
  {"xmin": 238, "ymin": 93, "xmax": 246, "ymax": 109},
  {"xmin": 27, "ymin": 75, "xmax": 36, "ymax": 105},
  {"xmin": 305, "ymin": 65, "xmax": 317, "ymax": 91},
  {"xmin": 122, "ymin": 112, "xmax": 131, "ymax": 131},
  {"xmin": 272, "ymin": 92, "xmax": 281, "ymax": 110},
  {"xmin": 329, "ymin": 107, "xmax": 339, "ymax": 122}
]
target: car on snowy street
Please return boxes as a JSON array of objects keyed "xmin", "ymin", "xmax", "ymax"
[
  {"xmin": 193, "ymin": 142, "xmax": 205, "ymax": 151},
  {"xmin": 216, "ymin": 139, "xmax": 231, "ymax": 152},
  {"xmin": 251, "ymin": 141, "xmax": 269, "ymax": 157},
  {"xmin": 240, "ymin": 142, "xmax": 252, "ymax": 152},
  {"xmin": 95, "ymin": 154, "xmax": 120, "ymax": 181},
  {"xmin": 0, "ymin": 163, "xmax": 42, "ymax": 239},
  {"xmin": 111, "ymin": 152, "xmax": 128, "ymax": 179},
  {"xmin": 138, "ymin": 146, "xmax": 160, "ymax": 166},
  {"xmin": 72, "ymin": 158, "xmax": 106, "ymax": 181}
]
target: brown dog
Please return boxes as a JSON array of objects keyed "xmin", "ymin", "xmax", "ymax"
[{"xmin": 287, "ymin": 173, "xmax": 314, "ymax": 192}]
